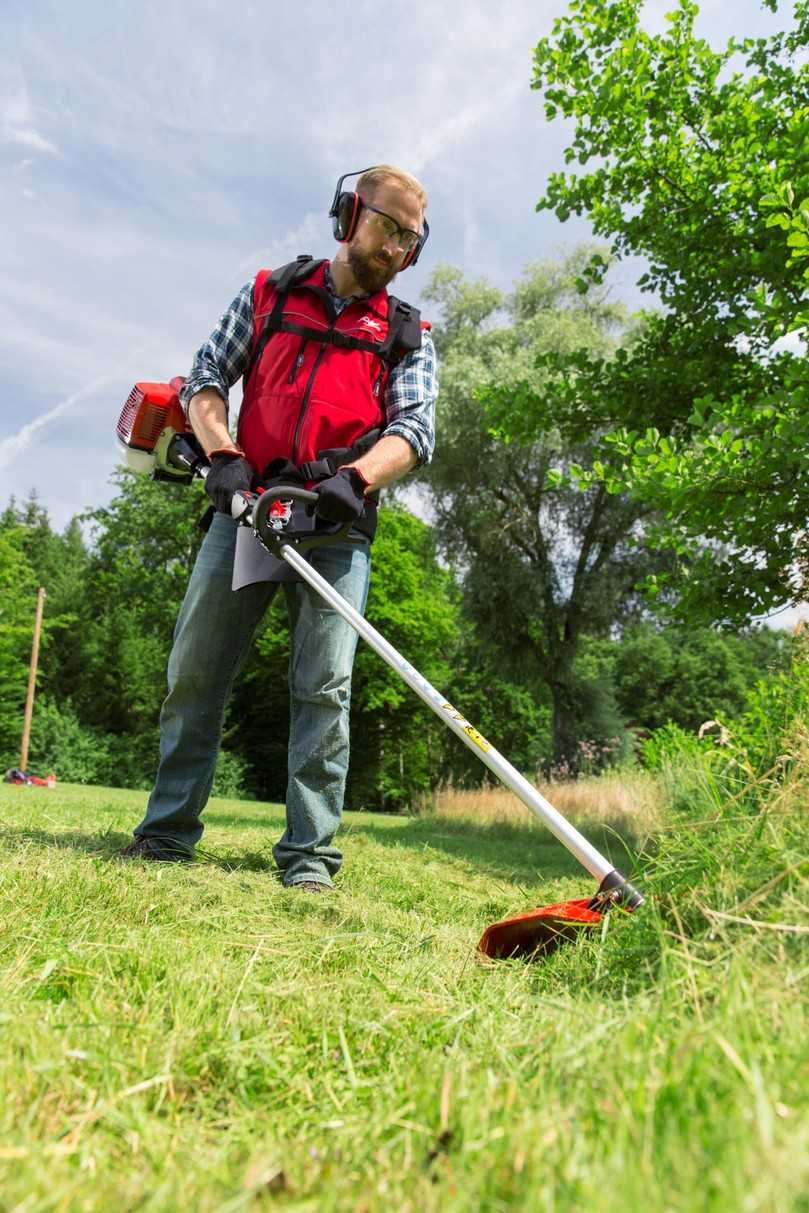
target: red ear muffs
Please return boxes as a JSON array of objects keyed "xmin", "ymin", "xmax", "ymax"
[
  {"xmin": 332, "ymin": 192, "xmax": 362, "ymax": 243},
  {"xmin": 329, "ymin": 168, "xmax": 430, "ymax": 268}
]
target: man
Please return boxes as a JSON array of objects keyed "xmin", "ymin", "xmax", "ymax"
[{"xmin": 121, "ymin": 164, "xmax": 436, "ymax": 891}]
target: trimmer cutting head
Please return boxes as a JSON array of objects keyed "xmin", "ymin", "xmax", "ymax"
[
  {"xmin": 478, "ymin": 898, "xmax": 602, "ymax": 959},
  {"xmin": 478, "ymin": 869, "xmax": 643, "ymax": 960}
]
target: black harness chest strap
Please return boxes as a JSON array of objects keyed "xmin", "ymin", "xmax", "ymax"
[
  {"xmin": 296, "ymin": 425, "xmax": 383, "ymax": 482},
  {"xmin": 245, "ymin": 256, "xmax": 424, "ymax": 380},
  {"xmin": 270, "ymin": 319, "xmax": 388, "ymax": 356}
]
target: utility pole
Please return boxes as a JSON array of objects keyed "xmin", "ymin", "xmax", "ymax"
[{"xmin": 19, "ymin": 586, "xmax": 46, "ymax": 773}]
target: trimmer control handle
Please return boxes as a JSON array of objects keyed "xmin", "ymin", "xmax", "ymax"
[
  {"xmin": 164, "ymin": 438, "xmax": 363, "ymax": 552},
  {"xmin": 251, "ymin": 483, "xmax": 365, "ymax": 556}
]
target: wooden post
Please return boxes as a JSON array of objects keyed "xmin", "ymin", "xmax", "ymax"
[{"xmin": 19, "ymin": 586, "xmax": 46, "ymax": 773}]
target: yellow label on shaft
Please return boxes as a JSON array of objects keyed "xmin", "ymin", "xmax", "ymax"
[
  {"xmin": 463, "ymin": 724, "xmax": 491, "ymax": 752},
  {"xmin": 441, "ymin": 703, "xmax": 491, "ymax": 753}
]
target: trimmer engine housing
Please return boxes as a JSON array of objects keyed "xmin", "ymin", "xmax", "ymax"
[{"xmin": 116, "ymin": 377, "xmax": 194, "ymax": 479}]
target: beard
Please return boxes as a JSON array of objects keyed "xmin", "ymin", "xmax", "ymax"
[{"xmin": 347, "ymin": 244, "xmax": 399, "ymax": 294}]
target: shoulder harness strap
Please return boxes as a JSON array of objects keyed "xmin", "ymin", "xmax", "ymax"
[
  {"xmin": 377, "ymin": 296, "xmax": 423, "ymax": 364},
  {"xmin": 247, "ymin": 255, "xmax": 323, "ymax": 378},
  {"xmin": 245, "ymin": 260, "xmax": 424, "ymax": 381}
]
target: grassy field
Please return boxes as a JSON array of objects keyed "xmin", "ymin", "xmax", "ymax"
[{"xmin": 0, "ymin": 770, "xmax": 807, "ymax": 1212}]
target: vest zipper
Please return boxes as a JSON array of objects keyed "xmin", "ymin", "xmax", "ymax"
[
  {"xmin": 287, "ymin": 337, "xmax": 308, "ymax": 384},
  {"xmin": 292, "ymin": 344, "xmax": 327, "ymax": 465}
]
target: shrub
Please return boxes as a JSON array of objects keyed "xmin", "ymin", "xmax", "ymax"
[
  {"xmin": 25, "ymin": 697, "xmax": 112, "ymax": 784},
  {"xmin": 211, "ymin": 749, "xmax": 250, "ymax": 799},
  {"xmin": 729, "ymin": 656, "xmax": 809, "ymax": 776},
  {"xmin": 642, "ymin": 721, "xmax": 704, "ymax": 771}
]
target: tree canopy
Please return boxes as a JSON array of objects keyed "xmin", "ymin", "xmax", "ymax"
[
  {"xmin": 496, "ymin": 0, "xmax": 809, "ymax": 623},
  {"xmin": 420, "ymin": 251, "xmax": 672, "ymax": 768},
  {"xmin": 0, "ymin": 527, "xmax": 38, "ymax": 760}
]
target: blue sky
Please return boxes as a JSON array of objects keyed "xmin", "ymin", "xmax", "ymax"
[{"xmin": 2, "ymin": 0, "xmax": 797, "ymax": 620}]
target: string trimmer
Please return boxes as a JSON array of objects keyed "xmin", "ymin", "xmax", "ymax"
[{"xmin": 116, "ymin": 381, "xmax": 644, "ymax": 958}]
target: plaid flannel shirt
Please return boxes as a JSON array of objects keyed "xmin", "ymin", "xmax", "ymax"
[{"xmin": 179, "ymin": 265, "xmax": 437, "ymax": 466}]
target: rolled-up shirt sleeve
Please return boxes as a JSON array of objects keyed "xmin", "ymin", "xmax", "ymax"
[
  {"xmin": 382, "ymin": 327, "xmax": 438, "ymax": 466},
  {"xmin": 179, "ymin": 281, "xmax": 255, "ymax": 416}
]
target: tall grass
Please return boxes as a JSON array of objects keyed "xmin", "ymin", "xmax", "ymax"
[
  {"xmin": 427, "ymin": 768, "xmax": 662, "ymax": 835},
  {"xmin": 0, "ymin": 755, "xmax": 806, "ymax": 1211}
]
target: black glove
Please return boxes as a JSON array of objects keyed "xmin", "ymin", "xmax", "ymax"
[
  {"xmin": 312, "ymin": 467, "xmax": 368, "ymax": 523},
  {"xmin": 204, "ymin": 451, "xmax": 255, "ymax": 514}
]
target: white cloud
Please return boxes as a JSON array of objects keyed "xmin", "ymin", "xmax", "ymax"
[
  {"xmin": 234, "ymin": 212, "xmax": 325, "ymax": 276},
  {"xmin": 0, "ymin": 372, "xmax": 125, "ymax": 470},
  {"xmin": 407, "ymin": 80, "xmax": 527, "ymax": 177},
  {"xmin": 772, "ymin": 330, "xmax": 806, "ymax": 356},
  {"xmin": 2, "ymin": 126, "xmax": 58, "ymax": 154},
  {"xmin": 0, "ymin": 62, "xmax": 57, "ymax": 155}
]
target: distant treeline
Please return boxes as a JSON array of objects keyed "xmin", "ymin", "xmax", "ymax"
[{"xmin": 0, "ymin": 480, "xmax": 794, "ymax": 810}]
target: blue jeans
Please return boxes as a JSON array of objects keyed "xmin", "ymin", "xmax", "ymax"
[{"xmin": 133, "ymin": 512, "xmax": 370, "ymax": 886}]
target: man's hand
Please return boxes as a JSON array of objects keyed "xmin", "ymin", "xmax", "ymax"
[
  {"xmin": 312, "ymin": 468, "xmax": 368, "ymax": 523},
  {"xmin": 205, "ymin": 452, "xmax": 255, "ymax": 514}
]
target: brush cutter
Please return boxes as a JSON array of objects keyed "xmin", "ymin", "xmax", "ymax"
[{"xmin": 116, "ymin": 381, "xmax": 644, "ymax": 959}]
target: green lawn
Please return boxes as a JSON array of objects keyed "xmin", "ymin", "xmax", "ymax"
[{"xmin": 0, "ymin": 780, "xmax": 806, "ymax": 1212}]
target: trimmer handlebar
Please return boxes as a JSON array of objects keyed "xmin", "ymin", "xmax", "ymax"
[
  {"xmin": 166, "ymin": 432, "xmax": 362, "ymax": 554},
  {"xmin": 251, "ymin": 483, "xmax": 364, "ymax": 557},
  {"xmin": 256, "ymin": 483, "xmax": 319, "ymax": 507}
]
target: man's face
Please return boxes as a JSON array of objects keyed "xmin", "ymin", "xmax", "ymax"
[{"xmin": 346, "ymin": 180, "xmax": 424, "ymax": 294}]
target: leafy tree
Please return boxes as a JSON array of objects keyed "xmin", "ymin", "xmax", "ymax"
[
  {"xmin": 0, "ymin": 484, "xmax": 197, "ymax": 786},
  {"xmin": 591, "ymin": 623, "xmax": 792, "ymax": 734},
  {"xmin": 0, "ymin": 528, "xmax": 38, "ymax": 764},
  {"xmin": 1, "ymin": 495, "xmax": 94, "ymax": 709},
  {"xmin": 79, "ymin": 471, "xmax": 207, "ymax": 735},
  {"xmin": 349, "ymin": 506, "xmax": 460, "ymax": 809},
  {"xmin": 519, "ymin": 0, "xmax": 809, "ymax": 623},
  {"xmin": 26, "ymin": 696, "xmax": 112, "ymax": 784},
  {"xmin": 421, "ymin": 253, "xmax": 669, "ymax": 769},
  {"xmin": 83, "ymin": 471, "xmax": 207, "ymax": 638}
]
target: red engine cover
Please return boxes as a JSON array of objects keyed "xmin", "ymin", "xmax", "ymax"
[{"xmin": 116, "ymin": 381, "xmax": 187, "ymax": 451}]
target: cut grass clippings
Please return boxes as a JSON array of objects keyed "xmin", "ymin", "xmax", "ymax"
[{"xmin": 0, "ymin": 773, "xmax": 807, "ymax": 1212}]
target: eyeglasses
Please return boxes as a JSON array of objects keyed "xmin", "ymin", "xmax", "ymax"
[{"xmin": 362, "ymin": 203, "xmax": 421, "ymax": 253}]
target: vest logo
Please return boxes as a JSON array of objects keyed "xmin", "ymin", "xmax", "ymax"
[{"xmin": 358, "ymin": 315, "xmax": 384, "ymax": 333}]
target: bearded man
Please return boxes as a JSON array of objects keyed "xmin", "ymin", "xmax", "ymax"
[{"xmin": 122, "ymin": 165, "xmax": 437, "ymax": 890}]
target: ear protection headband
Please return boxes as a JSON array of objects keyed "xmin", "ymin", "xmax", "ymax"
[{"xmin": 328, "ymin": 166, "xmax": 430, "ymax": 270}]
